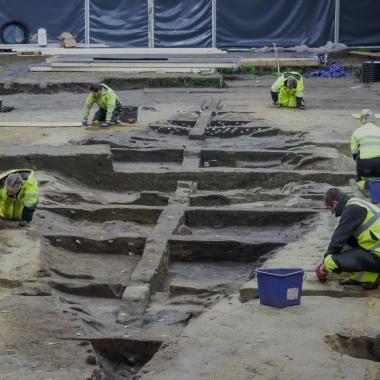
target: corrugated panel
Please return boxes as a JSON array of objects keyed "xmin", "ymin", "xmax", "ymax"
[
  {"xmin": 154, "ymin": 0, "xmax": 212, "ymax": 47},
  {"xmin": 217, "ymin": 0, "xmax": 335, "ymax": 48},
  {"xmin": 89, "ymin": 0, "xmax": 148, "ymax": 47}
]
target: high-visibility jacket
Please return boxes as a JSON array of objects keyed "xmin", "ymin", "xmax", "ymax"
[
  {"xmin": 0, "ymin": 169, "xmax": 39, "ymax": 220},
  {"xmin": 347, "ymin": 197, "xmax": 380, "ymax": 256},
  {"xmin": 271, "ymin": 71, "xmax": 304, "ymax": 98},
  {"xmin": 351, "ymin": 122, "xmax": 380, "ymax": 159},
  {"xmin": 83, "ymin": 84, "xmax": 119, "ymax": 123}
]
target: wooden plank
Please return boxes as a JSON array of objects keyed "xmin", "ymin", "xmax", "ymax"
[
  {"xmin": 54, "ymin": 57, "xmax": 237, "ymax": 63},
  {"xmin": 350, "ymin": 50, "xmax": 380, "ymax": 58},
  {"xmin": 51, "ymin": 62, "xmax": 235, "ymax": 68},
  {"xmin": 30, "ymin": 66, "xmax": 216, "ymax": 73},
  {"xmin": 240, "ymin": 57, "xmax": 319, "ymax": 66},
  {"xmin": 189, "ymin": 110, "xmax": 212, "ymax": 141},
  {"xmin": 352, "ymin": 114, "xmax": 380, "ymax": 119},
  {"xmin": 0, "ymin": 121, "xmax": 81, "ymax": 128},
  {"xmin": 93, "ymin": 53, "xmax": 229, "ymax": 59},
  {"xmin": 13, "ymin": 47, "xmax": 226, "ymax": 56},
  {"xmin": 189, "ymin": 98, "xmax": 221, "ymax": 140}
]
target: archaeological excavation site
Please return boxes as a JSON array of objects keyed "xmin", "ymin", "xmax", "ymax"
[{"xmin": 1, "ymin": 1, "xmax": 380, "ymax": 379}]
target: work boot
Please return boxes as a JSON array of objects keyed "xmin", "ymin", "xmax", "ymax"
[
  {"xmin": 361, "ymin": 275, "xmax": 380, "ymax": 290},
  {"xmin": 19, "ymin": 220, "xmax": 29, "ymax": 227},
  {"xmin": 338, "ymin": 277, "xmax": 361, "ymax": 286}
]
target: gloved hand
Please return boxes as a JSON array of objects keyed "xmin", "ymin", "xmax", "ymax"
[
  {"xmin": 100, "ymin": 122, "xmax": 109, "ymax": 129},
  {"xmin": 271, "ymin": 91, "xmax": 279, "ymax": 105},
  {"xmin": 19, "ymin": 220, "xmax": 29, "ymax": 227},
  {"xmin": 315, "ymin": 263, "xmax": 328, "ymax": 282},
  {"xmin": 81, "ymin": 118, "xmax": 88, "ymax": 127},
  {"xmin": 296, "ymin": 97, "xmax": 305, "ymax": 109}
]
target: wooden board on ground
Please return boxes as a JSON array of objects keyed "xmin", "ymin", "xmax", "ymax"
[
  {"xmin": 352, "ymin": 114, "xmax": 380, "ymax": 119},
  {"xmin": 240, "ymin": 57, "xmax": 319, "ymax": 66},
  {"xmin": 85, "ymin": 123, "xmax": 141, "ymax": 132},
  {"xmin": 0, "ymin": 121, "xmax": 81, "ymax": 128},
  {"xmin": 50, "ymin": 62, "xmax": 235, "ymax": 68},
  {"xmin": 350, "ymin": 50, "xmax": 380, "ymax": 58}
]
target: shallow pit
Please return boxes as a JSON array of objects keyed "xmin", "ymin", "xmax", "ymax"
[
  {"xmin": 183, "ymin": 207, "xmax": 316, "ymax": 227},
  {"xmin": 326, "ymin": 333, "xmax": 380, "ymax": 362},
  {"xmin": 46, "ymin": 235, "xmax": 145, "ymax": 255},
  {"xmin": 201, "ymin": 149, "xmax": 313, "ymax": 169},
  {"xmin": 89, "ymin": 338, "xmax": 162, "ymax": 379},
  {"xmin": 169, "ymin": 237, "xmax": 285, "ymax": 262},
  {"xmin": 189, "ymin": 190, "xmax": 323, "ymax": 208},
  {"xmin": 169, "ymin": 261, "xmax": 253, "ymax": 296},
  {"xmin": 112, "ymin": 147, "xmax": 183, "ymax": 171}
]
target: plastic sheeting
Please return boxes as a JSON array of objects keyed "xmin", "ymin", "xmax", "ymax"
[
  {"xmin": 154, "ymin": 0, "xmax": 212, "ymax": 47},
  {"xmin": 0, "ymin": 0, "xmax": 84, "ymax": 43},
  {"xmin": 89, "ymin": 0, "xmax": 148, "ymax": 47},
  {"xmin": 217, "ymin": 0, "xmax": 335, "ymax": 47},
  {"xmin": 0, "ymin": 1, "xmax": 379, "ymax": 48},
  {"xmin": 340, "ymin": 1, "xmax": 380, "ymax": 46}
]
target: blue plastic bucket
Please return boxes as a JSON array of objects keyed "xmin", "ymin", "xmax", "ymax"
[
  {"xmin": 256, "ymin": 268, "xmax": 304, "ymax": 308},
  {"xmin": 369, "ymin": 179, "xmax": 380, "ymax": 204}
]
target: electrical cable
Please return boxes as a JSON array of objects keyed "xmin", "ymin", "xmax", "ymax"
[{"xmin": 0, "ymin": 20, "xmax": 29, "ymax": 44}]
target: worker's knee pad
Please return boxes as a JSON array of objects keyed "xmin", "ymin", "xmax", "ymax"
[{"xmin": 323, "ymin": 254, "xmax": 339, "ymax": 273}]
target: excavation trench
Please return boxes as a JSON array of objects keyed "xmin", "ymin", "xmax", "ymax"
[
  {"xmin": 0, "ymin": 104, "xmax": 357, "ymax": 378},
  {"xmin": 165, "ymin": 208, "xmax": 316, "ymax": 297}
]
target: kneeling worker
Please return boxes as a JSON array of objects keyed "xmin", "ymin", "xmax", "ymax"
[
  {"xmin": 0, "ymin": 169, "xmax": 39, "ymax": 227},
  {"xmin": 351, "ymin": 109, "xmax": 380, "ymax": 191},
  {"xmin": 82, "ymin": 83, "xmax": 122, "ymax": 129},
  {"xmin": 271, "ymin": 71, "xmax": 304, "ymax": 109},
  {"xmin": 316, "ymin": 188, "xmax": 380, "ymax": 289}
]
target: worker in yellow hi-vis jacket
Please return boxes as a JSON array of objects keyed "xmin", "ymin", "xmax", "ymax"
[
  {"xmin": 0, "ymin": 169, "xmax": 39, "ymax": 227},
  {"xmin": 271, "ymin": 71, "xmax": 304, "ymax": 109},
  {"xmin": 351, "ymin": 109, "xmax": 380, "ymax": 191},
  {"xmin": 315, "ymin": 188, "xmax": 380, "ymax": 290},
  {"xmin": 81, "ymin": 83, "xmax": 122, "ymax": 129}
]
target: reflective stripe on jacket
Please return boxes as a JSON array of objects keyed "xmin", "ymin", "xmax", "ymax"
[
  {"xmin": 347, "ymin": 197, "xmax": 380, "ymax": 256},
  {"xmin": 0, "ymin": 169, "xmax": 39, "ymax": 220},
  {"xmin": 351, "ymin": 122, "xmax": 380, "ymax": 159},
  {"xmin": 271, "ymin": 71, "xmax": 304, "ymax": 98},
  {"xmin": 83, "ymin": 84, "xmax": 119, "ymax": 122}
]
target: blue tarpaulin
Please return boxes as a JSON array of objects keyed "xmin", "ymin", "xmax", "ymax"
[
  {"xmin": 154, "ymin": 0, "xmax": 212, "ymax": 47},
  {"xmin": 217, "ymin": 0, "xmax": 335, "ymax": 48},
  {"xmin": 89, "ymin": 0, "xmax": 148, "ymax": 47},
  {"xmin": 305, "ymin": 63, "xmax": 351, "ymax": 78},
  {"xmin": 0, "ymin": 1, "xmax": 379, "ymax": 47},
  {"xmin": 340, "ymin": 1, "xmax": 380, "ymax": 46}
]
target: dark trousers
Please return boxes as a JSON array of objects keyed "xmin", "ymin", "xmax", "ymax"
[
  {"xmin": 22, "ymin": 206, "xmax": 35, "ymax": 222},
  {"xmin": 332, "ymin": 247, "xmax": 380, "ymax": 273},
  {"xmin": 357, "ymin": 157, "xmax": 380, "ymax": 179},
  {"xmin": 93, "ymin": 100, "xmax": 122, "ymax": 123}
]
